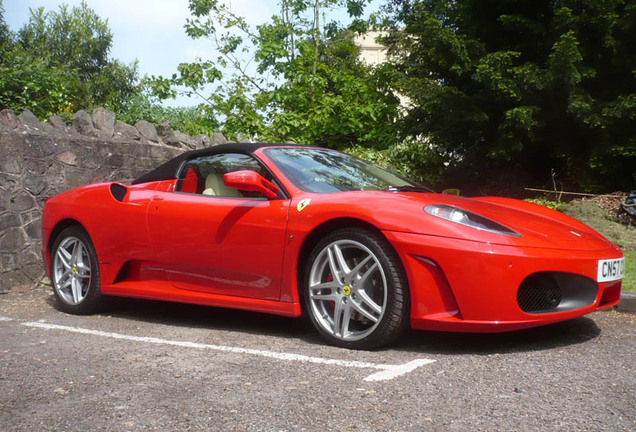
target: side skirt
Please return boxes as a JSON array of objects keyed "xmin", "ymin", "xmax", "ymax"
[{"xmin": 101, "ymin": 281, "xmax": 302, "ymax": 317}]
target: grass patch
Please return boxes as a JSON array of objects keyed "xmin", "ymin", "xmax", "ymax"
[
  {"xmin": 558, "ymin": 200, "xmax": 635, "ymax": 291},
  {"xmin": 559, "ymin": 201, "xmax": 636, "ymax": 249},
  {"xmin": 623, "ymin": 250, "xmax": 635, "ymax": 292}
]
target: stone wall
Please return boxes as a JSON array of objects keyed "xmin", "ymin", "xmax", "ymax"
[{"xmin": 0, "ymin": 108, "xmax": 226, "ymax": 292}]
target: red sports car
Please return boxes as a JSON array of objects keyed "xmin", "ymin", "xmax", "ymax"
[{"xmin": 41, "ymin": 143, "xmax": 625, "ymax": 349}]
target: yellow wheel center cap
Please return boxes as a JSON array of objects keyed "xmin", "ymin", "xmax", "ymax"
[
  {"xmin": 342, "ymin": 285, "xmax": 351, "ymax": 296},
  {"xmin": 72, "ymin": 267, "xmax": 77, "ymax": 275}
]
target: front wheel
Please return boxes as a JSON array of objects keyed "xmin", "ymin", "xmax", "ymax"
[
  {"xmin": 50, "ymin": 226, "xmax": 103, "ymax": 314},
  {"xmin": 303, "ymin": 228, "xmax": 409, "ymax": 349}
]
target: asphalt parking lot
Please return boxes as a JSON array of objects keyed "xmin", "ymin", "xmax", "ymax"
[{"xmin": 1, "ymin": 287, "xmax": 634, "ymax": 432}]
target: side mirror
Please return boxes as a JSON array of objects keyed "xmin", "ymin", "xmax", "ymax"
[{"xmin": 224, "ymin": 170, "xmax": 279, "ymax": 199}]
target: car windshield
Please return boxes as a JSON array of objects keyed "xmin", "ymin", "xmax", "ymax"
[{"xmin": 264, "ymin": 147, "xmax": 430, "ymax": 193}]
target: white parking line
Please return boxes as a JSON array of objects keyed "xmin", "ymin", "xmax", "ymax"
[
  {"xmin": 0, "ymin": 316, "xmax": 13, "ymax": 322},
  {"xmin": 22, "ymin": 321, "xmax": 435, "ymax": 381}
]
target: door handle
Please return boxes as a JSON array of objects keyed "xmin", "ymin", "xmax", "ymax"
[{"xmin": 151, "ymin": 195, "xmax": 164, "ymax": 201}]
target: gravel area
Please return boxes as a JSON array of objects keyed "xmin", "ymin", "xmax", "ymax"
[{"xmin": 1, "ymin": 288, "xmax": 634, "ymax": 432}]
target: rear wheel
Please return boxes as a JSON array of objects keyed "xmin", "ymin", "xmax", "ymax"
[
  {"xmin": 303, "ymin": 228, "xmax": 409, "ymax": 349},
  {"xmin": 50, "ymin": 226, "xmax": 103, "ymax": 314}
]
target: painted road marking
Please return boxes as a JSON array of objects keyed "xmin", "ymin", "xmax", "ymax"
[
  {"xmin": 22, "ymin": 321, "xmax": 435, "ymax": 381},
  {"xmin": 0, "ymin": 316, "xmax": 13, "ymax": 322}
]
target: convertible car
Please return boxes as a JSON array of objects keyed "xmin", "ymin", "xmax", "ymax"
[{"xmin": 41, "ymin": 143, "xmax": 625, "ymax": 349}]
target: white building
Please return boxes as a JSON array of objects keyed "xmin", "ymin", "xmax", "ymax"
[{"xmin": 354, "ymin": 31, "xmax": 388, "ymax": 66}]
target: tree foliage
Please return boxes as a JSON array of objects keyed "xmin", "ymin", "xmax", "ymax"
[
  {"xmin": 17, "ymin": 3, "xmax": 112, "ymax": 79},
  {"xmin": 151, "ymin": 0, "xmax": 400, "ymax": 148},
  {"xmin": 0, "ymin": 1, "xmax": 139, "ymax": 118},
  {"xmin": 382, "ymin": 0, "xmax": 636, "ymax": 191}
]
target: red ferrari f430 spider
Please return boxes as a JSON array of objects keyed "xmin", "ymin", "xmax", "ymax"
[{"xmin": 41, "ymin": 143, "xmax": 625, "ymax": 349}]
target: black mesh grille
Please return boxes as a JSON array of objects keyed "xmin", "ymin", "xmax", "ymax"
[{"xmin": 517, "ymin": 273, "xmax": 562, "ymax": 313}]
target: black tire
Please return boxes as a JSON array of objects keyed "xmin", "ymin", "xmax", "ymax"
[
  {"xmin": 302, "ymin": 228, "xmax": 409, "ymax": 349},
  {"xmin": 50, "ymin": 226, "xmax": 104, "ymax": 315}
]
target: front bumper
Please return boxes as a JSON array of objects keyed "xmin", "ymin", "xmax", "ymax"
[{"xmin": 383, "ymin": 230, "xmax": 623, "ymax": 332}]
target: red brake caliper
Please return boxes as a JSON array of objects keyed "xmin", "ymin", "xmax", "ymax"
[{"xmin": 326, "ymin": 275, "xmax": 335, "ymax": 311}]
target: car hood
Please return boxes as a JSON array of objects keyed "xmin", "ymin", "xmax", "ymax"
[
  {"xmin": 455, "ymin": 195, "xmax": 613, "ymax": 250},
  {"xmin": 299, "ymin": 191, "xmax": 616, "ymax": 252}
]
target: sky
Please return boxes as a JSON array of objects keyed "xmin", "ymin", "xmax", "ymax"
[{"xmin": 3, "ymin": 0, "xmax": 382, "ymax": 106}]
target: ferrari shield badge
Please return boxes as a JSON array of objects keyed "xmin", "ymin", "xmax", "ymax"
[{"xmin": 297, "ymin": 199, "xmax": 311, "ymax": 213}]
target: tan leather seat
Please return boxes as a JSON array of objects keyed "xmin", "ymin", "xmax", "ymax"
[{"xmin": 202, "ymin": 173, "xmax": 241, "ymax": 197}]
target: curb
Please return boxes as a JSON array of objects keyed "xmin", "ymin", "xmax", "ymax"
[{"xmin": 616, "ymin": 291, "xmax": 636, "ymax": 315}]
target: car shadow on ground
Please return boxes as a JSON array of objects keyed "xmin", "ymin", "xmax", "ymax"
[
  {"xmin": 394, "ymin": 317, "xmax": 601, "ymax": 355},
  {"xmin": 46, "ymin": 294, "xmax": 319, "ymax": 340},
  {"xmin": 45, "ymin": 294, "xmax": 602, "ymax": 355}
]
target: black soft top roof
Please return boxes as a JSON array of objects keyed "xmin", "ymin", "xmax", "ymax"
[{"xmin": 132, "ymin": 142, "xmax": 285, "ymax": 185}]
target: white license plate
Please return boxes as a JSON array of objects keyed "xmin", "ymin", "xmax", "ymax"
[{"xmin": 597, "ymin": 257, "xmax": 625, "ymax": 282}]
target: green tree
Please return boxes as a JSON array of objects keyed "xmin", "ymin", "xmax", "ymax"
[
  {"xmin": 17, "ymin": 3, "xmax": 112, "ymax": 79},
  {"xmin": 151, "ymin": 0, "xmax": 399, "ymax": 148},
  {"xmin": 382, "ymin": 0, "xmax": 636, "ymax": 191},
  {"xmin": 0, "ymin": 1, "xmax": 139, "ymax": 118}
]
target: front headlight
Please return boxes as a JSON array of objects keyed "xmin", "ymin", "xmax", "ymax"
[{"xmin": 424, "ymin": 204, "xmax": 521, "ymax": 236}]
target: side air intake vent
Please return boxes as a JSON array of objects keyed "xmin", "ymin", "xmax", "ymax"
[{"xmin": 110, "ymin": 183, "xmax": 128, "ymax": 202}]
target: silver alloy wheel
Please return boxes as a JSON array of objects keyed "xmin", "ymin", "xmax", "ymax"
[
  {"xmin": 308, "ymin": 239, "xmax": 387, "ymax": 342},
  {"xmin": 53, "ymin": 236, "xmax": 92, "ymax": 305}
]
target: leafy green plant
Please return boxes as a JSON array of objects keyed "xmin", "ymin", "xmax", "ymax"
[
  {"xmin": 0, "ymin": 53, "xmax": 81, "ymax": 118},
  {"xmin": 524, "ymin": 199, "xmax": 562, "ymax": 211},
  {"xmin": 387, "ymin": 140, "xmax": 447, "ymax": 185}
]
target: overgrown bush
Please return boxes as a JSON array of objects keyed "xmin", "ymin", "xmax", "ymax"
[{"xmin": 117, "ymin": 93, "xmax": 219, "ymax": 137}]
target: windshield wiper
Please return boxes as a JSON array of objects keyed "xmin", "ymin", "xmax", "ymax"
[{"xmin": 385, "ymin": 185, "xmax": 433, "ymax": 193}]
